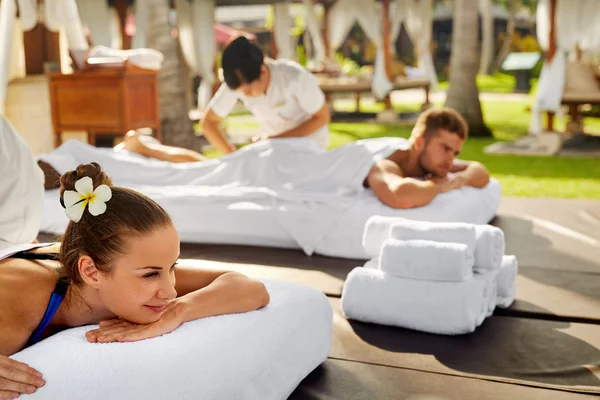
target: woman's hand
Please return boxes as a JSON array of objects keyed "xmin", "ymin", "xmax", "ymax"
[
  {"xmin": 85, "ymin": 301, "xmax": 185, "ymax": 344},
  {"xmin": 0, "ymin": 356, "xmax": 45, "ymax": 399}
]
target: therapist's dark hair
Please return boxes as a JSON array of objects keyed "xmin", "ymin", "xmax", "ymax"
[{"xmin": 221, "ymin": 36, "xmax": 264, "ymax": 90}]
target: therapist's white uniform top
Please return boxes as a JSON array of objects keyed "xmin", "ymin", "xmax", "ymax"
[
  {"xmin": 208, "ymin": 58, "xmax": 329, "ymax": 149},
  {"xmin": 0, "ymin": 116, "xmax": 45, "ymax": 250}
]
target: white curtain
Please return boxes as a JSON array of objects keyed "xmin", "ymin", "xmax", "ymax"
[
  {"xmin": 44, "ymin": 0, "xmax": 88, "ymax": 50},
  {"xmin": 301, "ymin": 0, "xmax": 326, "ymax": 63},
  {"xmin": 577, "ymin": 0, "xmax": 600, "ymax": 52},
  {"xmin": 328, "ymin": 0, "xmax": 393, "ymax": 99},
  {"xmin": 77, "ymin": 0, "xmax": 111, "ymax": 47},
  {"xmin": 530, "ymin": 0, "xmax": 599, "ymax": 134},
  {"xmin": 16, "ymin": 0, "xmax": 37, "ymax": 30},
  {"xmin": 0, "ymin": 0, "xmax": 17, "ymax": 115},
  {"xmin": 175, "ymin": 0, "xmax": 216, "ymax": 110},
  {"xmin": 108, "ymin": 7, "xmax": 123, "ymax": 49},
  {"xmin": 401, "ymin": 0, "xmax": 437, "ymax": 88},
  {"xmin": 9, "ymin": 18, "xmax": 26, "ymax": 81},
  {"xmin": 327, "ymin": 0, "xmax": 356, "ymax": 52},
  {"xmin": 391, "ymin": 0, "xmax": 407, "ymax": 49},
  {"xmin": 43, "ymin": 0, "xmax": 61, "ymax": 32},
  {"xmin": 273, "ymin": 3, "xmax": 295, "ymax": 59},
  {"xmin": 132, "ymin": 0, "xmax": 148, "ymax": 49}
]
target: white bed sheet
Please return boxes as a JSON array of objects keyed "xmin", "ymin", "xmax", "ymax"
[
  {"xmin": 11, "ymin": 279, "xmax": 333, "ymax": 400},
  {"xmin": 41, "ymin": 179, "xmax": 501, "ymax": 259}
]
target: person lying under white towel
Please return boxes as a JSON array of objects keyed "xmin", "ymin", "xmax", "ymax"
[{"xmin": 0, "ymin": 163, "xmax": 269, "ymax": 399}]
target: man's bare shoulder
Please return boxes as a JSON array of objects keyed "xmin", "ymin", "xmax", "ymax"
[
  {"xmin": 364, "ymin": 158, "xmax": 404, "ymax": 188},
  {"xmin": 385, "ymin": 148, "xmax": 409, "ymax": 165}
]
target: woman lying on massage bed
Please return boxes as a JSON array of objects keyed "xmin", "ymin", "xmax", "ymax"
[{"xmin": 0, "ymin": 163, "xmax": 270, "ymax": 399}]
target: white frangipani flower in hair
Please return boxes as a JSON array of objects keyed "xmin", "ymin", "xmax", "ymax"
[{"xmin": 63, "ymin": 176, "xmax": 112, "ymax": 223}]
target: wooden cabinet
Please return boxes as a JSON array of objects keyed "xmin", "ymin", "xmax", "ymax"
[{"xmin": 48, "ymin": 62, "xmax": 160, "ymax": 147}]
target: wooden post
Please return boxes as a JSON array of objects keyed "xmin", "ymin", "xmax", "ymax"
[
  {"xmin": 212, "ymin": 61, "xmax": 220, "ymax": 95},
  {"xmin": 546, "ymin": 0, "xmax": 557, "ymax": 63},
  {"xmin": 545, "ymin": 0, "xmax": 557, "ymax": 132},
  {"xmin": 575, "ymin": 44, "xmax": 583, "ymax": 60},
  {"xmin": 115, "ymin": 0, "xmax": 131, "ymax": 50},
  {"xmin": 322, "ymin": 2, "xmax": 331, "ymax": 59},
  {"xmin": 271, "ymin": 6, "xmax": 279, "ymax": 60},
  {"xmin": 382, "ymin": 0, "xmax": 393, "ymax": 110}
]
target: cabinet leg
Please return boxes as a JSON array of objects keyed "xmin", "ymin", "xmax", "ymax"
[
  {"xmin": 54, "ymin": 132, "xmax": 62, "ymax": 148},
  {"xmin": 88, "ymin": 131, "xmax": 97, "ymax": 146}
]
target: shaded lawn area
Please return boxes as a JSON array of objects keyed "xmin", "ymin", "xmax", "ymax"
[{"xmin": 329, "ymin": 100, "xmax": 600, "ymax": 199}]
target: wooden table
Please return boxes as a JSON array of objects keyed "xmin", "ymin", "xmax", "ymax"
[{"xmin": 48, "ymin": 62, "xmax": 160, "ymax": 147}]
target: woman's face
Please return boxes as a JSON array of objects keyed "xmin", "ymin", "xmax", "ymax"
[{"xmin": 96, "ymin": 224, "xmax": 180, "ymax": 324}]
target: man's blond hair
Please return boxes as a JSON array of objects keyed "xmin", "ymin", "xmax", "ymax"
[{"xmin": 410, "ymin": 107, "xmax": 468, "ymax": 142}]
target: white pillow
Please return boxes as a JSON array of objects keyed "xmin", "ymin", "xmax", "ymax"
[{"xmin": 12, "ymin": 280, "xmax": 332, "ymax": 400}]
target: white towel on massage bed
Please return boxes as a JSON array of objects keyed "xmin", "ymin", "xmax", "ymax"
[
  {"xmin": 11, "ymin": 280, "xmax": 332, "ymax": 400},
  {"xmin": 341, "ymin": 267, "xmax": 498, "ymax": 335},
  {"xmin": 39, "ymin": 138, "xmax": 502, "ymax": 259}
]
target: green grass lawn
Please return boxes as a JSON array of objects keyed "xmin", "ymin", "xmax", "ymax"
[{"xmin": 437, "ymin": 73, "xmax": 539, "ymax": 94}]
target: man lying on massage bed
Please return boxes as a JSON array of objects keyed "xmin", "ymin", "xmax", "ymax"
[
  {"xmin": 0, "ymin": 163, "xmax": 269, "ymax": 399},
  {"xmin": 365, "ymin": 107, "xmax": 490, "ymax": 208},
  {"xmin": 85, "ymin": 107, "xmax": 490, "ymax": 210}
]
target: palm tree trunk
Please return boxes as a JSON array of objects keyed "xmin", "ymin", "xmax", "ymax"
[
  {"xmin": 491, "ymin": 0, "xmax": 517, "ymax": 73},
  {"xmin": 445, "ymin": 0, "xmax": 492, "ymax": 137},
  {"xmin": 146, "ymin": 0, "xmax": 195, "ymax": 149},
  {"xmin": 478, "ymin": 0, "xmax": 494, "ymax": 75}
]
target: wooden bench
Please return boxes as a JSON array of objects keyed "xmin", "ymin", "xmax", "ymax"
[
  {"xmin": 318, "ymin": 76, "xmax": 431, "ymax": 111},
  {"xmin": 546, "ymin": 61, "xmax": 600, "ymax": 132}
]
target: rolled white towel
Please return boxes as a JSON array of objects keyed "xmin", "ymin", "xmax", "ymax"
[
  {"xmin": 379, "ymin": 238, "xmax": 474, "ymax": 282},
  {"xmin": 389, "ymin": 220, "xmax": 477, "ymax": 258},
  {"xmin": 364, "ymin": 258, "xmax": 378, "ymax": 269},
  {"xmin": 474, "ymin": 225, "xmax": 505, "ymax": 272},
  {"xmin": 496, "ymin": 255, "xmax": 518, "ymax": 308},
  {"xmin": 341, "ymin": 267, "xmax": 495, "ymax": 335},
  {"xmin": 362, "ymin": 216, "xmax": 408, "ymax": 258},
  {"xmin": 479, "ymin": 270, "xmax": 499, "ymax": 320},
  {"xmin": 362, "ymin": 216, "xmax": 477, "ymax": 259}
]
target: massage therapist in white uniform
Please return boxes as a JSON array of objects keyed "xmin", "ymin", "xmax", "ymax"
[{"xmin": 202, "ymin": 36, "xmax": 331, "ymax": 154}]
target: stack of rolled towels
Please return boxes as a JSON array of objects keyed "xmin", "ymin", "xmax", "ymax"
[{"xmin": 341, "ymin": 216, "xmax": 518, "ymax": 335}]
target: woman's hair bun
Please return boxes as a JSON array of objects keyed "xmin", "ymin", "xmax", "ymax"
[{"xmin": 59, "ymin": 162, "xmax": 113, "ymax": 197}]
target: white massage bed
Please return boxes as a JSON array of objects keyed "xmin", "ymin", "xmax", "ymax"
[
  {"xmin": 41, "ymin": 180, "xmax": 501, "ymax": 259},
  {"xmin": 39, "ymin": 138, "xmax": 502, "ymax": 259},
  {"xmin": 12, "ymin": 280, "xmax": 333, "ymax": 400}
]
